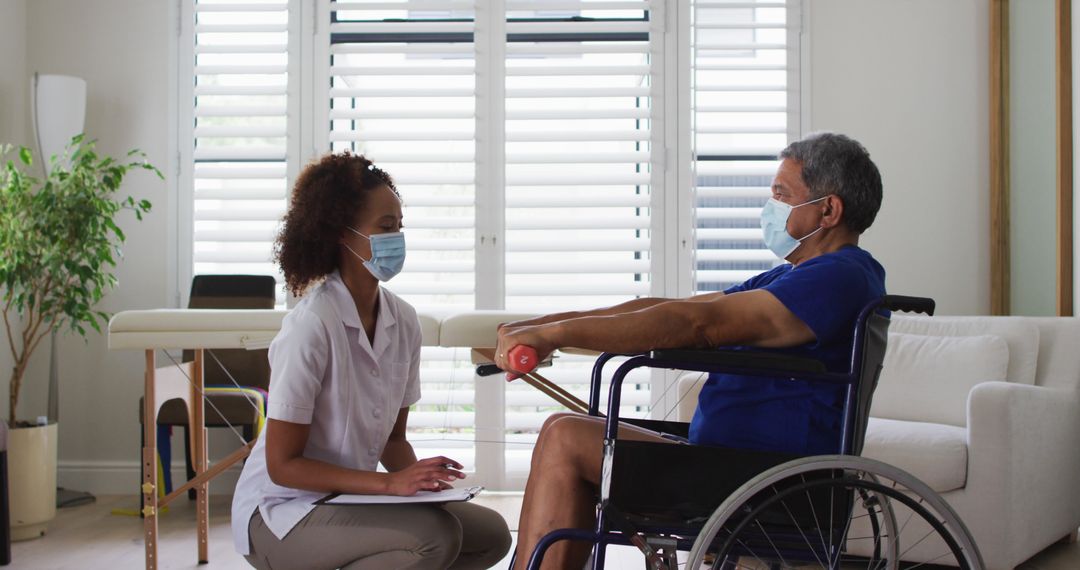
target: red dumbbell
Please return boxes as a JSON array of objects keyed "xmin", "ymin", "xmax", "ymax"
[{"xmin": 506, "ymin": 345, "xmax": 539, "ymax": 378}]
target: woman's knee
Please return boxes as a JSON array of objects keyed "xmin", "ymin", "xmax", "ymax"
[
  {"xmin": 446, "ymin": 504, "xmax": 511, "ymax": 570},
  {"xmin": 417, "ymin": 507, "xmax": 465, "ymax": 566},
  {"xmin": 345, "ymin": 506, "xmax": 463, "ymax": 570}
]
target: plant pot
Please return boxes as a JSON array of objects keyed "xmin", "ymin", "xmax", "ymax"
[{"xmin": 8, "ymin": 423, "xmax": 57, "ymax": 541}]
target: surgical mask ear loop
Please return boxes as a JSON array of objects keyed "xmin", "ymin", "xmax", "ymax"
[
  {"xmin": 342, "ymin": 242, "xmax": 370, "ymax": 263},
  {"xmin": 343, "ymin": 226, "xmax": 372, "ymax": 261},
  {"xmin": 794, "ymin": 196, "xmax": 830, "ymax": 241}
]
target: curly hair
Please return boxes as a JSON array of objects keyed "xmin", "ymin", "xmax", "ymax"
[{"xmin": 274, "ymin": 152, "xmax": 397, "ymax": 296}]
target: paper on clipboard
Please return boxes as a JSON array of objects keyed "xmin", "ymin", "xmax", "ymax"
[{"xmin": 320, "ymin": 486, "xmax": 483, "ymax": 505}]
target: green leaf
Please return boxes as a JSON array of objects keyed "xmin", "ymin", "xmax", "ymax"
[{"xmin": 0, "ymin": 136, "xmax": 162, "ymax": 416}]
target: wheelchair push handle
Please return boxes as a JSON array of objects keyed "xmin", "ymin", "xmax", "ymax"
[{"xmin": 881, "ymin": 294, "xmax": 935, "ymax": 316}]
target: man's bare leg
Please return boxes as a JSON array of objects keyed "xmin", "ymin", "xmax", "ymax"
[{"xmin": 513, "ymin": 413, "xmax": 671, "ymax": 570}]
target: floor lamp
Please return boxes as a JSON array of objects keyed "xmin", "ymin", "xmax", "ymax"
[{"xmin": 31, "ymin": 73, "xmax": 94, "ymax": 508}]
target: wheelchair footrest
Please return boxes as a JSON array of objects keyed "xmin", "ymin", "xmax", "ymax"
[{"xmin": 602, "ymin": 504, "xmax": 682, "ymax": 570}]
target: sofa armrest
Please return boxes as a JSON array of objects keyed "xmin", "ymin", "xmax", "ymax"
[{"xmin": 965, "ymin": 381, "xmax": 1080, "ymax": 565}]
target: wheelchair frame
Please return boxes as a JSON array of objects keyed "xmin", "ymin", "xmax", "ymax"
[{"xmin": 520, "ymin": 295, "xmax": 984, "ymax": 570}]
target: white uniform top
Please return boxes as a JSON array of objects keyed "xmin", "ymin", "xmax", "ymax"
[{"xmin": 231, "ymin": 271, "xmax": 422, "ymax": 555}]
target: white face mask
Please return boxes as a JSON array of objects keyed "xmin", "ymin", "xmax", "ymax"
[
  {"xmin": 343, "ymin": 227, "xmax": 406, "ymax": 281},
  {"xmin": 759, "ymin": 196, "xmax": 827, "ymax": 259}
]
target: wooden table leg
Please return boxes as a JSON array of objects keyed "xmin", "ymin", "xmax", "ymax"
[
  {"xmin": 193, "ymin": 349, "xmax": 208, "ymax": 564},
  {"xmin": 142, "ymin": 350, "xmax": 158, "ymax": 570}
]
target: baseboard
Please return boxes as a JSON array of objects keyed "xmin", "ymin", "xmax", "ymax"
[{"xmin": 58, "ymin": 460, "xmax": 241, "ymax": 496}]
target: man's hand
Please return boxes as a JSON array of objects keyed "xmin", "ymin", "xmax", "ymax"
[
  {"xmin": 384, "ymin": 456, "xmax": 465, "ymax": 496},
  {"xmin": 495, "ymin": 323, "xmax": 557, "ymax": 380}
]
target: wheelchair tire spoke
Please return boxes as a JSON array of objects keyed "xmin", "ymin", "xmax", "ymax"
[
  {"xmin": 795, "ymin": 475, "xmax": 831, "ymax": 566},
  {"xmin": 903, "ymin": 548, "xmax": 966, "ymax": 570},
  {"xmin": 777, "ymin": 497, "xmax": 828, "ymax": 568},
  {"xmin": 753, "ymin": 519, "xmax": 789, "ymax": 567},
  {"xmin": 896, "ymin": 499, "xmax": 917, "ymax": 538},
  {"xmin": 732, "ymin": 537, "xmax": 770, "ymax": 568},
  {"xmin": 896, "ymin": 519, "xmax": 950, "ymax": 561}
]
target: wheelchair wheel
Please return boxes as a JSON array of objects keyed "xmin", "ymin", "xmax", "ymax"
[{"xmin": 686, "ymin": 455, "xmax": 983, "ymax": 570}]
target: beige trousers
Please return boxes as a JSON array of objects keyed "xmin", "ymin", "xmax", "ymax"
[{"xmin": 244, "ymin": 501, "xmax": 512, "ymax": 570}]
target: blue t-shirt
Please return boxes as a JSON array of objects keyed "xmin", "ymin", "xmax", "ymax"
[{"xmin": 688, "ymin": 245, "xmax": 886, "ymax": 455}]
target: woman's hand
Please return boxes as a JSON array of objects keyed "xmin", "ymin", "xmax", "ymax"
[
  {"xmin": 385, "ymin": 456, "xmax": 465, "ymax": 496},
  {"xmin": 494, "ymin": 323, "xmax": 557, "ymax": 380}
]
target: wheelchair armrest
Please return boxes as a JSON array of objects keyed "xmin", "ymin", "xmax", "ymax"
[{"xmin": 647, "ymin": 348, "xmax": 827, "ymax": 375}]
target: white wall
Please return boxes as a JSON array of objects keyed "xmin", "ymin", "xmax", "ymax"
[
  {"xmin": 0, "ymin": 0, "xmax": 28, "ymax": 424},
  {"xmin": 805, "ymin": 0, "xmax": 990, "ymax": 315},
  {"xmin": 19, "ymin": 0, "xmax": 173, "ymax": 492},
  {"xmin": 0, "ymin": 0, "xmax": 27, "ymax": 149}
]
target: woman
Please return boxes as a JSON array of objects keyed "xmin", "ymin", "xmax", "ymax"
[{"xmin": 231, "ymin": 152, "xmax": 511, "ymax": 570}]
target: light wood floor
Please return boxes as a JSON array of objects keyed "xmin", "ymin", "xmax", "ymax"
[{"xmin": 7, "ymin": 493, "xmax": 1080, "ymax": 569}]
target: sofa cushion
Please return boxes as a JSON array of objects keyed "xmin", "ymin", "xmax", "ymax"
[
  {"xmin": 889, "ymin": 315, "xmax": 1039, "ymax": 386},
  {"xmin": 861, "ymin": 417, "xmax": 968, "ymax": 493},
  {"xmin": 872, "ymin": 333, "xmax": 1009, "ymax": 426}
]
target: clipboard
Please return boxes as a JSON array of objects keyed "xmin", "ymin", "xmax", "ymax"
[{"xmin": 317, "ymin": 485, "xmax": 484, "ymax": 506}]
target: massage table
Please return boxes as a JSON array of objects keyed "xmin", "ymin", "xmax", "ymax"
[{"xmin": 108, "ymin": 308, "xmax": 583, "ymax": 569}]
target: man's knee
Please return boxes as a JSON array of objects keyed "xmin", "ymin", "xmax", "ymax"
[
  {"xmin": 536, "ymin": 414, "xmax": 603, "ymax": 469},
  {"xmin": 539, "ymin": 411, "xmax": 578, "ymax": 433}
]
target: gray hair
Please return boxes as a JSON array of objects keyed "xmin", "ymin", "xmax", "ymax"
[{"xmin": 779, "ymin": 132, "xmax": 883, "ymax": 234}]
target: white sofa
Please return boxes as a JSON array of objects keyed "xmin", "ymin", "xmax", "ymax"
[{"xmin": 678, "ymin": 315, "xmax": 1080, "ymax": 568}]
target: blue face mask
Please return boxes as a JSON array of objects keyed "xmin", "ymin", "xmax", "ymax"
[
  {"xmin": 343, "ymin": 227, "xmax": 406, "ymax": 282},
  {"xmin": 760, "ymin": 196, "xmax": 828, "ymax": 260}
]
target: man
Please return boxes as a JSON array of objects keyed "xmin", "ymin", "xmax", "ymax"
[{"xmin": 493, "ymin": 132, "xmax": 887, "ymax": 570}]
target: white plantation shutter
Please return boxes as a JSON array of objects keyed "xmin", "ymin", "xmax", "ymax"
[
  {"xmin": 314, "ymin": 0, "xmax": 661, "ymax": 487},
  {"xmin": 503, "ymin": 1, "xmax": 658, "ymax": 312},
  {"xmin": 692, "ymin": 0, "xmax": 798, "ymax": 294},
  {"xmin": 500, "ymin": 0, "xmax": 658, "ymax": 484},
  {"xmin": 321, "ymin": 0, "xmax": 483, "ymax": 475},
  {"xmin": 326, "ymin": 0, "xmax": 478, "ymax": 312},
  {"xmin": 182, "ymin": 0, "xmax": 295, "ymax": 305}
]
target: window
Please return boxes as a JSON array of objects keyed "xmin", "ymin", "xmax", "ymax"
[
  {"xmin": 178, "ymin": 0, "xmax": 801, "ymax": 489},
  {"xmin": 181, "ymin": 0, "xmax": 295, "ymax": 307},
  {"xmin": 693, "ymin": 0, "xmax": 797, "ymax": 293}
]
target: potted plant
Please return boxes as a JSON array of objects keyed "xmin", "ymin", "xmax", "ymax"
[{"xmin": 0, "ymin": 136, "xmax": 160, "ymax": 539}]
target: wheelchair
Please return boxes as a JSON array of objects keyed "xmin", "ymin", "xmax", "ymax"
[{"xmin": 521, "ymin": 295, "xmax": 985, "ymax": 570}]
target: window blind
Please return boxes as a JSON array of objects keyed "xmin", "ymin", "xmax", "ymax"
[
  {"xmin": 503, "ymin": 0, "xmax": 657, "ymax": 313},
  {"xmin": 692, "ymin": 0, "xmax": 796, "ymax": 294},
  {"xmin": 325, "ymin": 0, "xmax": 482, "ymax": 475},
  {"xmin": 500, "ymin": 0, "xmax": 658, "ymax": 483},
  {"xmin": 321, "ymin": 0, "xmax": 659, "ymax": 485},
  {"xmin": 186, "ymin": 0, "xmax": 294, "ymax": 305},
  {"xmin": 329, "ymin": 0, "xmax": 478, "ymax": 312}
]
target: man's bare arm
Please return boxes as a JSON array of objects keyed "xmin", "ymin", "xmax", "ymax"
[
  {"xmin": 501, "ymin": 291, "xmax": 727, "ymax": 330},
  {"xmin": 494, "ymin": 290, "xmax": 812, "ymax": 368}
]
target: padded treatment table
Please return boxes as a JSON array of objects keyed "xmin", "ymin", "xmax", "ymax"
[
  {"xmin": 109, "ymin": 309, "xmax": 288, "ymax": 569},
  {"xmin": 108, "ymin": 307, "xmax": 572, "ymax": 569}
]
